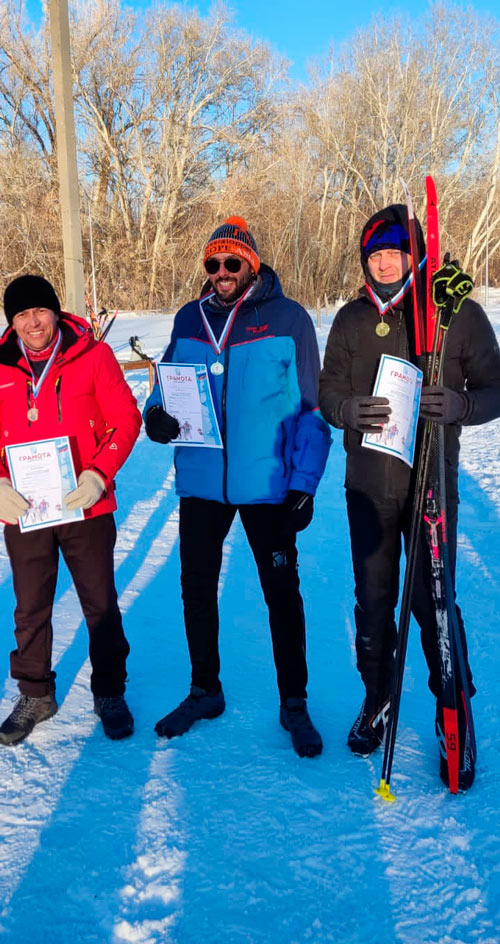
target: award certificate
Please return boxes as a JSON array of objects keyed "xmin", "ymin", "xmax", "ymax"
[
  {"xmin": 6, "ymin": 436, "xmax": 84, "ymax": 532},
  {"xmin": 362, "ymin": 354, "xmax": 423, "ymax": 468},
  {"xmin": 157, "ymin": 363, "xmax": 223, "ymax": 448}
]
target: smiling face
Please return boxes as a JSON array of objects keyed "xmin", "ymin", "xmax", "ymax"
[
  {"xmin": 367, "ymin": 248, "xmax": 411, "ymax": 284},
  {"xmin": 12, "ymin": 307, "xmax": 59, "ymax": 351},
  {"xmin": 205, "ymin": 253, "xmax": 254, "ymax": 304}
]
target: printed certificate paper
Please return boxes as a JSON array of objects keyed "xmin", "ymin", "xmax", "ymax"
[
  {"xmin": 157, "ymin": 363, "xmax": 223, "ymax": 448},
  {"xmin": 6, "ymin": 436, "xmax": 84, "ymax": 532},
  {"xmin": 362, "ymin": 354, "xmax": 423, "ymax": 468}
]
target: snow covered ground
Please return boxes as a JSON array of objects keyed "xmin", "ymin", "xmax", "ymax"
[{"xmin": 1, "ymin": 294, "xmax": 500, "ymax": 944}]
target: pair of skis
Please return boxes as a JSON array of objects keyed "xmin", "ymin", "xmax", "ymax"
[
  {"xmin": 85, "ymin": 294, "xmax": 118, "ymax": 342},
  {"xmin": 376, "ymin": 176, "xmax": 476, "ymax": 800}
]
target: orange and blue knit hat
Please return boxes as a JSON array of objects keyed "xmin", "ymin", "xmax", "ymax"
[{"xmin": 203, "ymin": 216, "xmax": 260, "ymax": 273}]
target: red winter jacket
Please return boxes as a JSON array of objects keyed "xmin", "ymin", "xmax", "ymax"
[{"xmin": 0, "ymin": 312, "xmax": 142, "ymax": 518}]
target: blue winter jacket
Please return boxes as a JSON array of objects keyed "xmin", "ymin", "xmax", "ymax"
[{"xmin": 144, "ymin": 264, "xmax": 331, "ymax": 504}]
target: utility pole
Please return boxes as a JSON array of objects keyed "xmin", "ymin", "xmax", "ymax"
[{"xmin": 49, "ymin": 0, "xmax": 85, "ymax": 317}]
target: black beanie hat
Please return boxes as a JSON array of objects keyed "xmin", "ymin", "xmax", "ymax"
[{"xmin": 3, "ymin": 275, "xmax": 61, "ymax": 325}]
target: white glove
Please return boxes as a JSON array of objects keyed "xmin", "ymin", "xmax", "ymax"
[
  {"xmin": 64, "ymin": 470, "xmax": 106, "ymax": 511},
  {"xmin": 0, "ymin": 478, "xmax": 29, "ymax": 524}
]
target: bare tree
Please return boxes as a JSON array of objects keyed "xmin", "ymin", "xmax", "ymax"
[
  {"xmin": 0, "ymin": 0, "xmax": 499, "ymax": 307},
  {"xmin": 0, "ymin": 0, "xmax": 56, "ymax": 168}
]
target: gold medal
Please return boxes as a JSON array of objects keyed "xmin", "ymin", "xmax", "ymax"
[
  {"xmin": 376, "ymin": 321, "xmax": 390, "ymax": 337},
  {"xmin": 27, "ymin": 407, "xmax": 39, "ymax": 422}
]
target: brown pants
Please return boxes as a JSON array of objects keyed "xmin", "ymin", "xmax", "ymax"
[{"xmin": 4, "ymin": 514, "xmax": 129, "ymax": 697}]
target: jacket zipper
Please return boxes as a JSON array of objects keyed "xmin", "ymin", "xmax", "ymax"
[
  {"xmin": 221, "ymin": 348, "xmax": 229, "ymax": 503},
  {"xmin": 395, "ymin": 307, "xmax": 406, "ymax": 358},
  {"xmin": 55, "ymin": 376, "xmax": 62, "ymax": 422}
]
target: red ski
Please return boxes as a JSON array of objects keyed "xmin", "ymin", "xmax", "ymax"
[{"xmin": 378, "ymin": 176, "xmax": 475, "ymax": 799}]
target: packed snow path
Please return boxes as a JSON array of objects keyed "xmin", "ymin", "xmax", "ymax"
[{"xmin": 0, "ymin": 299, "xmax": 499, "ymax": 944}]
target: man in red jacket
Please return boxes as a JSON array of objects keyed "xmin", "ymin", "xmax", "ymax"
[{"xmin": 0, "ymin": 275, "xmax": 142, "ymax": 744}]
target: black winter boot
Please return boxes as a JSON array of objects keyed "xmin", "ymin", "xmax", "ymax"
[
  {"xmin": 0, "ymin": 693, "xmax": 58, "ymax": 745},
  {"xmin": 155, "ymin": 685, "xmax": 225, "ymax": 739},
  {"xmin": 347, "ymin": 694, "xmax": 391, "ymax": 757},
  {"xmin": 435, "ymin": 701, "xmax": 475, "ymax": 792},
  {"xmin": 94, "ymin": 695, "xmax": 134, "ymax": 740},
  {"xmin": 279, "ymin": 697, "xmax": 323, "ymax": 757}
]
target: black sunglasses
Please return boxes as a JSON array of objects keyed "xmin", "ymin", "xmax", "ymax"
[{"xmin": 204, "ymin": 257, "xmax": 242, "ymax": 274}]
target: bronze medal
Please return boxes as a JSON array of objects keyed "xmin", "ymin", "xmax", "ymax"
[
  {"xmin": 376, "ymin": 321, "xmax": 390, "ymax": 337},
  {"xmin": 27, "ymin": 407, "xmax": 39, "ymax": 422}
]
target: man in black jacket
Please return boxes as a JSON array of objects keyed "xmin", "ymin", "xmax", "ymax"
[{"xmin": 319, "ymin": 204, "xmax": 500, "ymax": 790}]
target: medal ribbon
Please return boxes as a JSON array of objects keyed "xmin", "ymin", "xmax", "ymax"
[
  {"xmin": 365, "ymin": 256, "xmax": 426, "ymax": 315},
  {"xmin": 19, "ymin": 329, "xmax": 63, "ymax": 401},
  {"xmin": 198, "ymin": 282, "xmax": 255, "ymax": 356}
]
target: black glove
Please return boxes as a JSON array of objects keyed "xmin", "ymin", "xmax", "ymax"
[
  {"xmin": 145, "ymin": 405, "xmax": 180, "ymax": 443},
  {"xmin": 432, "ymin": 259, "xmax": 474, "ymax": 314},
  {"xmin": 341, "ymin": 396, "xmax": 391, "ymax": 432},
  {"xmin": 419, "ymin": 385, "xmax": 468, "ymax": 425},
  {"xmin": 282, "ymin": 490, "xmax": 314, "ymax": 534}
]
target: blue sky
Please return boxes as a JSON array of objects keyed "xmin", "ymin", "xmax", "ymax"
[
  {"xmin": 191, "ymin": 0, "xmax": 498, "ymax": 77},
  {"xmin": 27, "ymin": 0, "xmax": 499, "ymax": 80}
]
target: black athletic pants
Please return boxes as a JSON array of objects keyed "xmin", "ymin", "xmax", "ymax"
[
  {"xmin": 345, "ymin": 488, "xmax": 474, "ymax": 701},
  {"xmin": 179, "ymin": 497, "xmax": 308, "ymax": 702},
  {"xmin": 4, "ymin": 514, "xmax": 129, "ymax": 698}
]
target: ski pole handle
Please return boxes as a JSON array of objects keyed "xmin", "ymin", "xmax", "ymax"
[{"xmin": 432, "ymin": 254, "xmax": 474, "ymax": 316}]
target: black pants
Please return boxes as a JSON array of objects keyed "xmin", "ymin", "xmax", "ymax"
[
  {"xmin": 179, "ymin": 497, "xmax": 308, "ymax": 701},
  {"xmin": 4, "ymin": 514, "xmax": 129, "ymax": 698},
  {"xmin": 346, "ymin": 488, "xmax": 474, "ymax": 701}
]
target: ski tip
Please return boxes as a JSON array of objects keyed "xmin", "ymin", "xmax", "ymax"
[{"xmin": 375, "ymin": 779, "xmax": 396, "ymax": 803}]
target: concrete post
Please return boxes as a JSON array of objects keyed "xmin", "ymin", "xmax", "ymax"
[{"xmin": 49, "ymin": 0, "xmax": 85, "ymax": 317}]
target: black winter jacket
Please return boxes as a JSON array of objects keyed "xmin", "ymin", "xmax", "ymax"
[{"xmin": 319, "ymin": 291, "xmax": 500, "ymax": 501}]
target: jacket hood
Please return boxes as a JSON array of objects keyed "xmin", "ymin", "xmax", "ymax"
[{"xmin": 360, "ymin": 203, "xmax": 426, "ymax": 280}]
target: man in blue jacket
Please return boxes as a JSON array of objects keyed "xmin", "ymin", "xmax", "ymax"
[{"xmin": 144, "ymin": 217, "xmax": 331, "ymax": 756}]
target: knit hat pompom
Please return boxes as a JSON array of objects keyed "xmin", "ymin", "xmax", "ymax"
[
  {"xmin": 203, "ymin": 216, "xmax": 260, "ymax": 273},
  {"xmin": 223, "ymin": 216, "xmax": 249, "ymax": 230},
  {"xmin": 3, "ymin": 274, "xmax": 61, "ymax": 325}
]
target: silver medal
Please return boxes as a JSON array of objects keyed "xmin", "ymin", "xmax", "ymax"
[{"xmin": 210, "ymin": 361, "xmax": 224, "ymax": 375}]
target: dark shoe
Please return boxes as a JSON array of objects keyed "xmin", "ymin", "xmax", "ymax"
[
  {"xmin": 155, "ymin": 685, "xmax": 225, "ymax": 739},
  {"xmin": 436, "ymin": 701, "xmax": 475, "ymax": 792},
  {"xmin": 0, "ymin": 693, "xmax": 58, "ymax": 745},
  {"xmin": 94, "ymin": 695, "xmax": 134, "ymax": 740},
  {"xmin": 279, "ymin": 697, "xmax": 323, "ymax": 757},
  {"xmin": 348, "ymin": 695, "xmax": 390, "ymax": 757}
]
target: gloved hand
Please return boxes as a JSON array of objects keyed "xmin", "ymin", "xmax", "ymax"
[
  {"xmin": 420, "ymin": 385, "xmax": 468, "ymax": 424},
  {"xmin": 341, "ymin": 396, "xmax": 391, "ymax": 432},
  {"xmin": 145, "ymin": 406, "xmax": 180, "ymax": 444},
  {"xmin": 282, "ymin": 490, "xmax": 314, "ymax": 534},
  {"xmin": 0, "ymin": 479, "xmax": 29, "ymax": 524},
  {"xmin": 432, "ymin": 258, "xmax": 474, "ymax": 314},
  {"xmin": 64, "ymin": 470, "xmax": 106, "ymax": 510}
]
